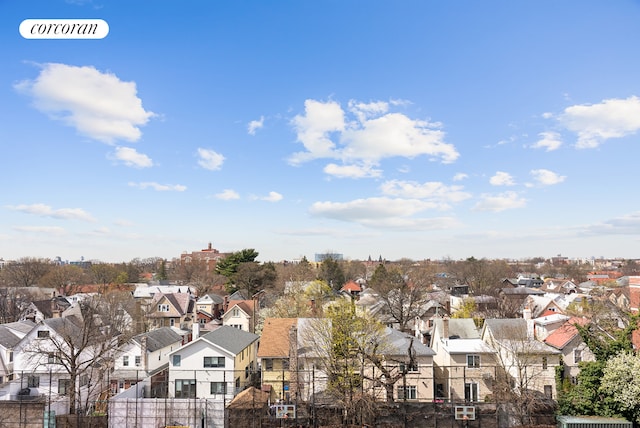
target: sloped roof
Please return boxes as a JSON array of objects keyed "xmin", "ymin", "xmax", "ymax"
[
  {"xmin": 383, "ymin": 327, "xmax": 435, "ymax": 357},
  {"xmin": 544, "ymin": 317, "xmax": 588, "ymax": 350},
  {"xmin": 340, "ymin": 280, "xmax": 361, "ymax": 293},
  {"xmin": 0, "ymin": 326, "xmax": 22, "ymax": 348},
  {"xmin": 226, "ymin": 300, "xmax": 255, "ymax": 317},
  {"xmin": 200, "ymin": 325, "xmax": 259, "ymax": 355},
  {"xmin": 433, "ymin": 318, "xmax": 480, "ymax": 339},
  {"xmin": 227, "ymin": 386, "xmax": 270, "ymax": 409},
  {"xmin": 257, "ymin": 318, "xmax": 297, "ymax": 358},
  {"xmin": 132, "ymin": 327, "xmax": 183, "ymax": 352},
  {"xmin": 4, "ymin": 320, "xmax": 36, "ymax": 337}
]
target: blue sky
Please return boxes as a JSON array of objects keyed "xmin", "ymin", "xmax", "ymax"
[{"xmin": 2, "ymin": 0, "xmax": 640, "ymax": 264}]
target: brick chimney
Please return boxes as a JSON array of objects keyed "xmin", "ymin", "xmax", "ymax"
[
  {"xmin": 140, "ymin": 335, "xmax": 148, "ymax": 372},
  {"xmin": 288, "ymin": 323, "xmax": 298, "ymax": 399},
  {"xmin": 443, "ymin": 316, "xmax": 450, "ymax": 340}
]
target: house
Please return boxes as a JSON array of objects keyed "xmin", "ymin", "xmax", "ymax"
[
  {"xmin": 195, "ymin": 293, "xmax": 225, "ymax": 319},
  {"xmin": 481, "ymin": 318, "xmax": 561, "ymax": 400},
  {"xmin": 22, "ymin": 297, "xmax": 71, "ymax": 323},
  {"xmin": 340, "ymin": 280, "xmax": 362, "ymax": 299},
  {"xmin": 531, "ymin": 313, "xmax": 570, "ymax": 341},
  {"xmin": 222, "ymin": 300, "xmax": 257, "ymax": 333},
  {"xmin": 147, "ymin": 293, "xmax": 196, "ymax": 331},
  {"xmin": 257, "ymin": 318, "xmax": 297, "ymax": 401},
  {"xmin": 0, "ymin": 320, "xmax": 35, "ymax": 383},
  {"xmin": 543, "ymin": 317, "xmax": 593, "ymax": 383},
  {"xmin": 111, "ymin": 327, "xmax": 184, "ymax": 395},
  {"xmin": 368, "ymin": 327, "xmax": 436, "ymax": 402},
  {"xmin": 431, "ymin": 317, "xmax": 497, "ymax": 403},
  {"xmin": 7, "ymin": 315, "xmax": 115, "ymax": 415},
  {"xmin": 168, "ymin": 326, "xmax": 259, "ymax": 400}
]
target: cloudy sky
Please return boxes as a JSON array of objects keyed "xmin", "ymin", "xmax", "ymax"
[{"xmin": 2, "ymin": 1, "xmax": 640, "ymax": 263}]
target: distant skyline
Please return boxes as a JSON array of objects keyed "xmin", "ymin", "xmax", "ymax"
[{"xmin": 2, "ymin": 1, "xmax": 640, "ymax": 263}]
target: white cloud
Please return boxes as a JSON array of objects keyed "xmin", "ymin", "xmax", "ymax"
[
  {"xmin": 581, "ymin": 211, "xmax": 640, "ymax": 235},
  {"xmin": 530, "ymin": 169, "xmax": 566, "ymax": 186},
  {"xmin": 14, "ymin": 63, "xmax": 154, "ymax": 143},
  {"xmin": 114, "ymin": 219, "xmax": 134, "ymax": 227},
  {"xmin": 323, "ymin": 163, "xmax": 382, "ymax": 179},
  {"xmin": 197, "ymin": 148, "xmax": 225, "ymax": 171},
  {"xmin": 558, "ymin": 96, "xmax": 640, "ymax": 148},
  {"xmin": 289, "ymin": 99, "xmax": 345, "ymax": 164},
  {"xmin": 112, "ymin": 146, "xmax": 153, "ymax": 168},
  {"xmin": 8, "ymin": 203, "xmax": 96, "ymax": 222},
  {"xmin": 310, "ymin": 197, "xmax": 460, "ymax": 230},
  {"xmin": 254, "ymin": 191, "xmax": 283, "ymax": 202},
  {"xmin": 248, "ymin": 116, "xmax": 264, "ymax": 135},
  {"xmin": 13, "ymin": 225, "xmax": 66, "ymax": 235},
  {"xmin": 215, "ymin": 189, "xmax": 240, "ymax": 200},
  {"xmin": 453, "ymin": 173, "xmax": 468, "ymax": 181},
  {"xmin": 380, "ymin": 180, "xmax": 471, "ymax": 204},
  {"xmin": 531, "ymin": 131, "xmax": 562, "ymax": 151},
  {"xmin": 472, "ymin": 191, "xmax": 526, "ymax": 212},
  {"xmin": 289, "ymin": 98, "xmax": 458, "ymax": 168},
  {"xmin": 489, "ymin": 171, "xmax": 515, "ymax": 186},
  {"xmin": 128, "ymin": 182, "xmax": 187, "ymax": 191}
]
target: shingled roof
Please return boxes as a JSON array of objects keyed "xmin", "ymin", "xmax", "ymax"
[{"xmin": 257, "ymin": 318, "xmax": 297, "ymax": 358}]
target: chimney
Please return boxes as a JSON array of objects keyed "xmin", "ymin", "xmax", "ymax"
[
  {"xmin": 443, "ymin": 316, "xmax": 450, "ymax": 340},
  {"xmin": 523, "ymin": 306, "xmax": 532, "ymax": 321},
  {"xmin": 192, "ymin": 322, "xmax": 200, "ymax": 340},
  {"xmin": 208, "ymin": 242, "xmax": 212, "ymax": 250},
  {"xmin": 288, "ymin": 323, "xmax": 298, "ymax": 399},
  {"xmin": 140, "ymin": 336, "xmax": 148, "ymax": 371}
]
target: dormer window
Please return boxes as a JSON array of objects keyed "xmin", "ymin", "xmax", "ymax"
[
  {"xmin": 158, "ymin": 304, "xmax": 170, "ymax": 312},
  {"xmin": 37, "ymin": 330, "xmax": 49, "ymax": 339}
]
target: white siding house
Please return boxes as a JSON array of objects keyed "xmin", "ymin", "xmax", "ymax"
[{"xmin": 168, "ymin": 326, "xmax": 259, "ymax": 401}]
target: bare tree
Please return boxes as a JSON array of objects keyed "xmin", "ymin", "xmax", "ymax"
[
  {"xmin": 484, "ymin": 319, "xmax": 558, "ymax": 425},
  {"xmin": 22, "ymin": 295, "xmax": 128, "ymax": 414},
  {"xmin": 40, "ymin": 265, "xmax": 89, "ymax": 295},
  {"xmin": 1, "ymin": 257, "xmax": 52, "ymax": 287},
  {"xmin": 368, "ymin": 263, "xmax": 432, "ymax": 332}
]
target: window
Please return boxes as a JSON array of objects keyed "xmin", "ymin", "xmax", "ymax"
[
  {"xmin": 172, "ymin": 354, "xmax": 181, "ymax": 367},
  {"xmin": 170, "ymin": 318, "xmax": 175, "ymax": 327},
  {"xmin": 135, "ymin": 356, "xmax": 141, "ymax": 367},
  {"xmin": 80, "ymin": 375, "xmax": 89, "ymax": 387},
  {"xmin": 210, "ymin": 382, "xmax": 226, "ymax": 395},
  {"xmin": 542, "ymin": 356, "xmax": 548, "ymax": 370},
  {"xmin": 59, "ymin": 379, "xmax": 71, "ymax": 396},
  {"xmin": 574, "ymin": 349, "xmax": 582, "ymax": 364},
  {"xmin": 245, "ymin": 366, "xmax": 249, "ymax": 379},
  {"xmin": 264, "ymin": 359, "xmax": 273, "ymax": 371},
  {"xmin": 231, "ymin": 324, "xmax": 242, "ymax": 330},
  {"xmin": 282, "ymin": 358, "xmax": 290, "ymax": 370},
  {"xmin": 232, "ymin": 308, "xmax": 239, "ymax": 317},
  {"xmin": 464, "ymin": 383, "xmax": 478, "ymax": 402},
  {"xmin": 175, "ymin": 379, "xmax": 196, "ymax": 398},
  {"xmin": 397, "ymin": 385, "xmax": 417, "ymax": 400},
  {"xmin": 199, "ymin": 318, "xmax": 206, "ymax": 325},
  {"xmin": 28, "ymin": 375, "xmax": 40, "ymax": 387},
  {"xmin": 400, "ymin": 361, "xmax": 419, "ymax": 372},
  {"xmin": 204, "ymin": 356, "xmax": 225, "ymax": 368},
  {"xmin": 158, "ymin": 304, "xmax": 170, "ymax": 312},
  {"xmin": 8, "ymin": 351, "xmax": 13, "ymax": 363},
  {"xmin": 435, "ymin": 383, "xmax": 444, "ymax": 399},
  {"xmin": 466, "ymin": 354, "xmax": 480, "ymax": 368},
  {"xmin": 48, "ymin": 353, "xmax": 60, "ymax": 364},
  {"xmin": 123, "ymin": 356, "xmax": 129, "ymax": 367},
  {"xmin": 37, "ymin": 330, "xmax": 50, "ymax": 339}
]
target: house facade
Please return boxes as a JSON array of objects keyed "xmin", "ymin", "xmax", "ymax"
[
  {"xmin": 168, "ymin": 326, "xmax": 259, "ymax": 400},
  {"xmin": 431, "ymin": 317, "xmax": 497, "ymax": 403}
]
